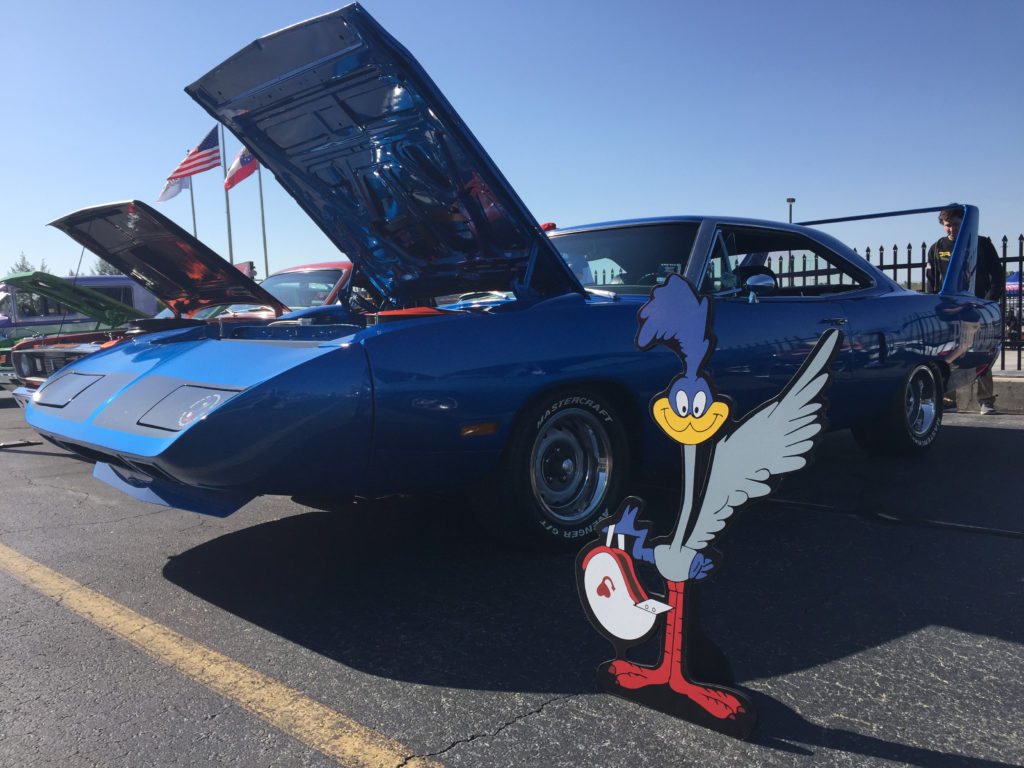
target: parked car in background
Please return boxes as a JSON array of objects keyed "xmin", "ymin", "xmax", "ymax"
[
  {"xmin": 1, "ymin": 272, "xmax": 157, "ymax": 389},
  {"xmin": 0, "ymin": 272, "xmax": 158, "ymax": 342},
  {"xmin": 23, "ymin": 6, "xmax": 1000, "ymax": 544},
  {"xmin": 221, "ymin": 262, "xmax": 352, "ymax": 318}
]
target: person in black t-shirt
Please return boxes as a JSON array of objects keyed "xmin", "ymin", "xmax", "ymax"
[{"xmin": 925, "ymin": 205, "xmax": 1005, "ymax": 413}]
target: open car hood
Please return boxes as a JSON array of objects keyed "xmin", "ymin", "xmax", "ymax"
[
  {"xmin": 0, "ymin": 271, "xmax": 148, "ymax": 328},
  {"xmin": 186, "ymin": 3, "xmax": 582, "ymax": 304},
  {"xmin": 49, "ymin": 201, "xmax": 289, "ymax": 317}
]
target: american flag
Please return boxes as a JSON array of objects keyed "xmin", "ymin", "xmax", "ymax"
[
  {"xmin": 224, "ymin": 147, "xmax": 258, "ymax": 190},
  {"xmin": 166, "ymin": 127, "xmax": 221, "ymax": 180}
]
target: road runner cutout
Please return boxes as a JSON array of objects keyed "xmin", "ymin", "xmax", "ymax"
[{"xmin": 576, "ymin": 276, "xmax": 840, "ymax": 739}]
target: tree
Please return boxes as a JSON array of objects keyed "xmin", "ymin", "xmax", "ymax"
[
  {"xmin": 8, "ymin": 252, "xmax": 34, "ymax": 274},
  {"xmin": 92, "ymin": 258, "xmax": 122, "ymax": 276},
  {"xmin": 6, "ymin": 252, "xmax": 49, "ymax": 274}
]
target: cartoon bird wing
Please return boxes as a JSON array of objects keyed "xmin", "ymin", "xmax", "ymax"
[{"xmin": 684, "ymin": 328, "xmax": 842, "ymax": 552}]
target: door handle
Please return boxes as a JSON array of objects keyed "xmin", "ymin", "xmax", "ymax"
[{"xmin": 820, "ymin": 317, "xmax": 847, "ymax": 326}]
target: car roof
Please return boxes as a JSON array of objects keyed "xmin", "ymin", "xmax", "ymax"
[{"xmin": 270, "ymin": 262, "xmax": 351, "ymax": 276}]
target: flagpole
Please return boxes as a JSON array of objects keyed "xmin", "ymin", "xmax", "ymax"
[
  {"xmin": 220, "ymin": 125, "xmax": 235, "ymax": 264},
  {"xmin": 189, "ymin": 181, "xmax": 197, "ymax": 237},
  {"xmin": 257, "ymin": 164, "xmax": 269, "ymax": 277}
]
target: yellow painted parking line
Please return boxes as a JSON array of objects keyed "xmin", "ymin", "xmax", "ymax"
[{"xmin": 0, "ymin": 542, "xmax": 442, "ymax": 768}]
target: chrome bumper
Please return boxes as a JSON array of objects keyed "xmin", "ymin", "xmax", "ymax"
[{"xmin": 11, "ymin": 386, "xmax": 32, "ymax": 408}]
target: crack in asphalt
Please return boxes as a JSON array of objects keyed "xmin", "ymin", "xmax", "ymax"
[
  {"xmin": 0, "ymin": 507, "xmax": 171, "ymax": 537},
  {"xmin": 401, "ymin": 694, "xmax": 577, "ymax": 767}
]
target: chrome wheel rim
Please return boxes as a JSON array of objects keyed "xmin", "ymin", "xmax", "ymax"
[
  {"xmin": 906, "ymin": 367, "xmax": 938, "ymax": 439},
  {"xmin": 530, "ymin": 408, "xmax": 612, "ymax": 525}
]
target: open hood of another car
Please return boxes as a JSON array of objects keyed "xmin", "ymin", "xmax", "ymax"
[
  {"xmin": 49, "ymin": 201, "xmax": 289, "ymax": 317},
  {"xmin": 185, "ymin": 3, "xmax": 582, "ymax": 305},
  {"xmin": 0, "ymin": 271, "xmax": 149, "ymax": 328}
]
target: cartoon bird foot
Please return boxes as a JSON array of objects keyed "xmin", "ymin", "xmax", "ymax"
[
  {"xmin": 606, "ymin": 660, "xmax": 745, "ymax": 720},
  {"xmin": 607, "ymin": 659, "xmax": 670, "ymax": 688},
  {"xmin": 672, "ymin": 680, "xmax": 746, "ymax": 720}
]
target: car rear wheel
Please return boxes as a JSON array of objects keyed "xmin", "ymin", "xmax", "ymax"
[
  {"xmin": 500, "ymin": 390, "xmax": 629, "ymax": 545},
  {"xmin": 852, "ymin": 363, "xmax": 942, "ymax": 455}
]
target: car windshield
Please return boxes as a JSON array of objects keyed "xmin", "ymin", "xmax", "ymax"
[
  {"xmin": 154, "ymin": 304, "xmax": 225, "ymax": 320},
  {"xmin": 225, "ymin": 268, "xmax": 345, "ymax": 313},
  {"xmin": 549, "ymin": 222, "xmax": 700, "ymax": 296}
]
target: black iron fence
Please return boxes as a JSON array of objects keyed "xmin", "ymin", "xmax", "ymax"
[{"xmin": 857, "ymin": 235, "xmax": 1023, "ymax": 371}]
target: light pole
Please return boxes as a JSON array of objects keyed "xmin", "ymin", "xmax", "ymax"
[{"xmin": 787, "ymin": 197, "xmax": 796, "ymax": 223}]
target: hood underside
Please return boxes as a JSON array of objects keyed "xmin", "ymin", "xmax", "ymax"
[
  {"xmin": 0, "ymin": 271, "xmax": 148, "ymax": 328},
  {"xmin": 186, "ymin": 3, "xmax": 581, "ymax": 304},
  {"xmin": 49, "ymin": 201, "xmax": 288, "ymax": 317}
]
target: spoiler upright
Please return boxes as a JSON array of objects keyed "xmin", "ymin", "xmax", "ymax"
[{"xmin": 941, "ymin": 204, "xmax": 979, "ymax": 296}]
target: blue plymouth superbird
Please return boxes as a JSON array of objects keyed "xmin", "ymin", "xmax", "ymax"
[{"xmin": 24, "ymin": 5, "xmax": 999, "ymax": 543}]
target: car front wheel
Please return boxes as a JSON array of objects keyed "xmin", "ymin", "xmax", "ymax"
[{"xmin": 500, "ymin": 390, "xmax": 629, "ymax": 545}]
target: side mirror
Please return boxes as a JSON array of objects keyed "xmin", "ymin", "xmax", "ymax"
[{"xmin": 744, "ymin": 272, "xmax": 776, "ymax": 295}]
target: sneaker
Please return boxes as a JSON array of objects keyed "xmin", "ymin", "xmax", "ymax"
[{"xmin": 980, "ymin": 402, "xmax": 997, "ymax": 415}]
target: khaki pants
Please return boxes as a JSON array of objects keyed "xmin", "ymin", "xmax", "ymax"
[
  {"xmin": 948, "ymin": 366, "xmax": 995, "ymax": 407},
  {"xmin": 976, "ymin": 366, "xmax": 995, "ymax": 405}
]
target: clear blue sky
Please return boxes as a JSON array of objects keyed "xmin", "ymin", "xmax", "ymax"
[{"xmin": 2, "ymin": 0, "xmax": 1022, "ymax": 278}]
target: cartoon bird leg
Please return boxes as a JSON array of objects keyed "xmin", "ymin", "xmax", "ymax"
[
  {"xmin": 603, "ymin": 447, "xmax": 697, "ymax": 691},
  {"xmin": 607, "ymin": 582, "xmax": 746, "ymax": 720}
]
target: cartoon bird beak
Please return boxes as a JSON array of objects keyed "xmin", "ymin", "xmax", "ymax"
[{"xmin": 652, "ymin": 398, "xmax": 729, "ymax": 445}]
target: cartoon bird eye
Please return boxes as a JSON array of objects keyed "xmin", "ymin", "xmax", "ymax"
[
  {"xmin": 674, "ymin": 390, "xmax": 689, "ymax": 417},
  {"xmin": 692, "ymin": 391, "xmax": 708, "ymax": 417}
]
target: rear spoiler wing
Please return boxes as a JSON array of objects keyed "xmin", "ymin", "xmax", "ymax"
[{"xmin": 799, "ymin": 204, "xmax": 980, "ymax": 296}]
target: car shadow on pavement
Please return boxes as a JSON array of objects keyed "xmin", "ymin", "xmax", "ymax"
[
  {"xmin": 164, "ymin": 493, "xmax": 607, "ymax": 693},
  {"xmin": 162, "ymin": 424, "xmax": 1021, "ymax": 763}
]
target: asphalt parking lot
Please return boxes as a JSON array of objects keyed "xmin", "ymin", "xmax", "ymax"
[{"xmin": 1, "ymin": 388, "xmax": 1021, "ymax": 767}]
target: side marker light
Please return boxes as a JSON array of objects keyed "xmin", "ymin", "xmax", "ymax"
[{"xmin": 460, "ymin": 421, "xmax": 499, "ymax": 438}]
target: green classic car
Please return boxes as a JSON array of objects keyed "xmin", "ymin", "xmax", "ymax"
[{"xmin": 1, "ymin": 272, "xmax": 155, "ymax": 390}]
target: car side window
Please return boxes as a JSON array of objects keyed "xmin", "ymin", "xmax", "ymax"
[
  {"xmin": 90, "ymin": 285, "xmax": 134, "ymax": 308},
  {"xmin": 8, "ymin": 288, "xmax": 83, "ymax": 321},
  {"xmin": 709, "ymin": 225, "xmax": 872, "ymax": 297},
  {"xmin": 15, "ymin": 290, "xmax": 47, "ymax": 320},
  {"xmin": 701, "ymin": 231, "xmax": 744, "ymax": 295}
]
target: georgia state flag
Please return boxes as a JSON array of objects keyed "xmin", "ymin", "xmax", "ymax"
[{"xmin": 224, "ymin": 147, "xmax": 258, "ymax": 190}]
